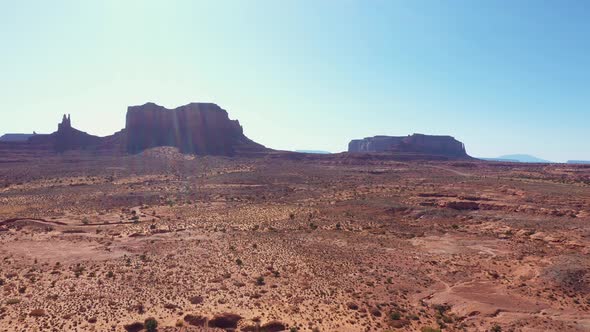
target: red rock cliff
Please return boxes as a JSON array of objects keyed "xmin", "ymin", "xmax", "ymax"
[
  {"xmin": 125, "ymin": 102, "xmax": 266, "ymax": 155},
  {"xmin": 348, "ymin": 133, "xmax": 469, "ymax": 158}
]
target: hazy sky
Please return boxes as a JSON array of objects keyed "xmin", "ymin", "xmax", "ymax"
[{"xmin": 1, "ymin": 1, "xmax": 588, "ymax": 161}]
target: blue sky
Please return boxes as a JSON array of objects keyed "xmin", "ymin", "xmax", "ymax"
[{"xmin": 1, "ymin": 0, "xmax": 588, "ymax": 161}]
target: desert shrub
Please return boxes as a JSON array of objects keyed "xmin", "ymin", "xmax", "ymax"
[
  {"xmin": 390, "ymin": 311, "xmax": 401, "ymax": 320},
  {"xmin": 256, "ymin": 276, "xmax": 265, "ymax": 286},
  {"xmin": 236, "ymin": 258, "xmax": 243, "ymax": 266},
  {"xmin": 144, "ymin": 317, "xmax": 158, "ymax": 332},
  {"xmin": 491, "ymin": 324, "xmax": 502, "ymax": 332},
  {"xmin": 433, "ymin": 304, "xmax": 451, "ymax": 315}
]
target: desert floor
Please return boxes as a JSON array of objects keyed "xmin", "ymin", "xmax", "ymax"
[{"xmin": 1, "ymin": 149, "xmax": 589, "ymax": 332}]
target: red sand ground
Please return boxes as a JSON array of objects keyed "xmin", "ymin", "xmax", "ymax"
[{"xmin": 1, "ymin": 149, "xmax": 589, "ymax": 331}]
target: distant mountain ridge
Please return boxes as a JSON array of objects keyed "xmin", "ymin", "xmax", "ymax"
[
  {"xmin": 568, "ymin": 160, "xmax": 590, "ymax": 164},
  {"xmin": 481, "ymin": 154, "xmax": 553, "ymax": 163},
  {"xmin": 295, "ymin": 150, "xmax": 331, "ymax": 154}
]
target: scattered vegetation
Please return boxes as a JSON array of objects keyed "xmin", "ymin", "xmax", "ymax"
[
  {"xmin": 144, "ymin": 317, "xmax": 158, "ymax": 332},
  {"xmin": 491, "ymin": 324, "xmax": 502, "ymax": 332},
  {"xmin": 256, "ymin": 276, "xmax": 265, "ymax": 286}
]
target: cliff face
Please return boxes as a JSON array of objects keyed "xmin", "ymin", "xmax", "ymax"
[
  {"xmin": 348, "ymin": 136, "xmax": 405, "ymax": 154},
  {"xmin": 398, "ymin": 134, "xmax": 467, "ymax": 157},
  {"xmin": 2, "ymin": 102, "xmax": 266, "ymax": 157},
  {"xmin": 348, "ymin": 134, "xmax": 469, "ymax": 158},
  {"xmin": 125, "ymin": 102, "xmax": 266, "ymax": 155}
]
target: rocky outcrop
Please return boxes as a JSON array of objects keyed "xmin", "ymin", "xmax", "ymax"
[
  {"xmin": 1, "ymin": 102, "xmax": 267, "ymax": 158},
  {"xmin": 348, "ymin": 134, "xmax": 469, "ymax": 158},
  {"xmin": 53, "ymin": 115, "xmax": 103, "ymax": 152},
  {"xmin": 125, "ymin": 102, "xmax": 266, "ymax": 155},
  {"xmin": 26, "ymin": 115, "xmax": 118, "ymax": 153}
]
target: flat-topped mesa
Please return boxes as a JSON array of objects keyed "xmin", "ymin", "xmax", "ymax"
[
  {"xmin": 125, "ymin": 102, "xmax": 266, "ymax": 155},
  {"xmin": 348, "ymin": 135, "xmax": 405, "ymax": 153},
  {"xmin": 0, "ymin": 133, "xmax": 38, "ymax": 142},
  {"xmin": 348, "ymin": 133, "xmax": 469, "ymax": 158}
]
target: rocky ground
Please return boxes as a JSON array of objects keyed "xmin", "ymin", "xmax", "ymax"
[{"xmin": 0, "ymin": 148, "xmax": 589, "ymax": 332}]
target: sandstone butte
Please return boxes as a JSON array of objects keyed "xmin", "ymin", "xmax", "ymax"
[
  {"xmin": 0, "ymin": 102, "xmax": 471, "ymax": 160},
  {"xmin": 348, "ymin": 134, "xmax": 469, "ymax": 159}
]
